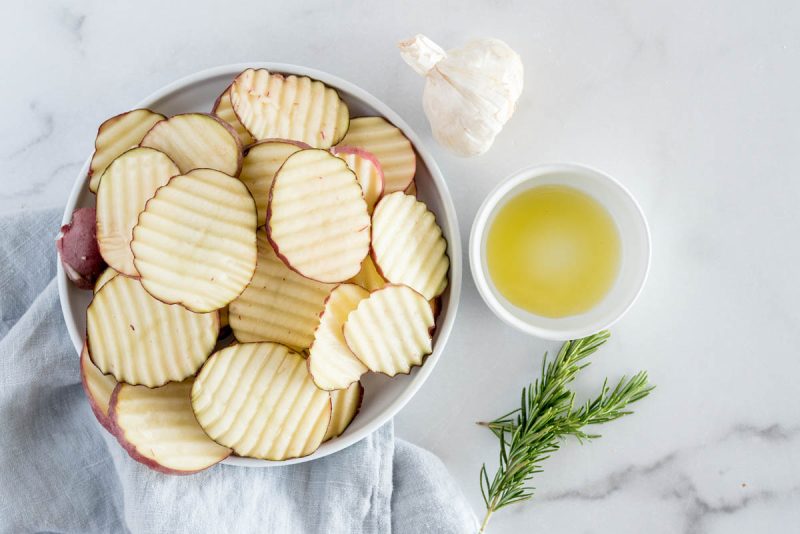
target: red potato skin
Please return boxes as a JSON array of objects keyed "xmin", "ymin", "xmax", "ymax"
[
  {"xmin": 87, "ymin": 108, "xmax": 166, "ymax": 181},
  {"xmin": 79, "ymin": 342, "xmax": 115, "ymax": 434},
  {"xmin": 342, "ymin": 283, "xmax": 435, "ymax": 378},
  {"xmin": 56, "ymin": 207, "xmax": 106, "ymax": 290},
  {"xmin": 329, "ymin": 145, "xmax": 386, "ymax": 204},
  {"xmin": 108, "ymin": 383, "xmax": 231, "ymax": 475},
  {"xmin": 265, "ymin": 149, "xmax": 369, "ymax": 284},
  {"xmin": 139, "ymin": 113, "xmax": 244, "ymax": 178},
  {"xmin": 368, "ymin": 192, "xmax": 450, "ymax": 300}
]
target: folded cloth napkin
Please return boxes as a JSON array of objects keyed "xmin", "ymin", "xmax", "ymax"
[{"xmin": 0, "ymin": 207, "xmax": 477, "ymax": 534}]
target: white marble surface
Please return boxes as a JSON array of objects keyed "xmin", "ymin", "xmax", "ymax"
[{"xmin": 3, "ymin": 1, "xmax": 800, "ymax": 532}]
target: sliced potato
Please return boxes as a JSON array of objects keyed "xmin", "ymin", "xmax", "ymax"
[
  {"xmin": 94, "ymin": 267, "xmax": 118, "ymax": 294},
  {"xmin": 80, "ymin": 342, "xmax": 117, "ymax": 432},
  {"xmin": 268, "ymin": 149, "xmax": 370, "ymax": 283},
  {"xmin": 88, "ymin": 109, "xmax": 165, "ymax": 193},
  {"xmin": 324, "ymin": 381, "xmax": 363, "ymax": 442},
  {"xmin": 110, "ymin": 379, "xmax": 231, "ymax": 474},
  {"xmin": 230, "ymin": 68, "xmax": 349, "ymax": 148},
  {"xmin": 88, "ymin": 276, "xmax": 218, "ymax": 387},
  {"xmin": 347, "ymin": 255, "xmax": 386, "ymax": 292},
  {"xmin": 131, "ymin": 168, "xmax": 258, "ymax": 313},
  {"xmin": 139, "ymin": 113, "xmax": 242, "ymax": 176},
  {"xmin": 229, "ymin": 229, "xmax": 333, "ymax": 349},
  {"xmin": 96, "ymin": 147, "xmax": 179, "ymax": 277},
  {"xmin": 343, "ymin": 285, "xmax": 434, "ymax": 377},
  {"xmin": 192, "ymin": 342, "xmax": 332, "ymax": 461},
  {"xmin": 240, "ymin": 140, "xmax": 306, "ymax": 226},
  {"xmin": 330, "ymin": 146, "xmax": 385, "ymax": 213},
  {"xmin": 211, "ymin": 85, "xmax": 255, "ymax": 146},
  {"xmin": 338, "ymin": 116, "xmax": 415, "ymax": 193},
  {"xmin": 308, "ymin": 284, "xmax": 370, "ymax": 390},
  {"xmin": 371, "ymin": 192, "xmax": 449, "ymax": 300}
]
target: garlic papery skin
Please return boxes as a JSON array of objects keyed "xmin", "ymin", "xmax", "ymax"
[{"xmin": 399, "ymin": 34, "xmax": 523, "ymax": 157}]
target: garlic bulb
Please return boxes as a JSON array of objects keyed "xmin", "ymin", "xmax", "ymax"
[{"xmin": 398, "ymin": 34, "xmax": 523, "ymax": 157}]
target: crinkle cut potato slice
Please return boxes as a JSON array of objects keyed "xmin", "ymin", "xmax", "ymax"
[
  {"xmin": 211, "ymin": 85, "xmax": 255, "ymax": 146},
  {"xmin": 308, "ymin": 284, "xmax": 370, "ymax": 391},
  {"xmin": 268, "ymin": 149, "xmax": 370, "ymax": 283},
  {"xmin": 87, "ymin": 275, "xmax": 219, "ymax": 387},
  {"xmin": 230, "ymin": 68, "xmax": 349, "ymax": 148},
  {"xmin": 371, "ymin": 192, "xmax": 449, "ymax": 300},
  {"xmin": 94, "ymin": 267, "xmax": 118, "ymax": 294},
  {"xmin": 330, "ymin": 146, "xmax": 385, "ymax": 213},
  {"xmin": 229, "ymin": 229, "xmax": 333, "ymax": 350},
  {"xmin": 343, "ymin": 284, "xmax": 435, "ymax": 377},
  {"xmin": 347, "ymin": 255, "xmax": 386, "ymax": 292},
  {"xmin": 240, "ymin": 140, "xmax": 306, "ymax": 226},
  {"xmin": 88, "ymin": 109, "xmax": 165, "ymax": 193},
  {"xmin": 110, "ymin": 379, "xmax": 231, "ymax": 474},
  {"xmin": 323, "ymin": 381, "xmax": 364, "ymax": 442},
  {"xmin": 96, "ymin": 147, "xmax": 179, "ymax": 277},
  {"xmin": 131, "ymin": 168, "xmax": 258, "ymax": 313},
  {"xmin": 80, "ymin": 342, "xmax": 118, "ymax": 432},
  {"xmin": 191, "ymin": 342, "xmax": 332, "ymax": 461},
  {"xmin": 139, "ymin": 112, "xmax": 242, "ymax": 176},
  {"xmin": 337, "ymin": 116, "xmax": 416, "ymax": 194}
]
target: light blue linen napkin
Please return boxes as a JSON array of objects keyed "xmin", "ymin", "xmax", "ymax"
[{"xmin": 0, "ymin": 207, "xmax": 477, "ymax": 534}]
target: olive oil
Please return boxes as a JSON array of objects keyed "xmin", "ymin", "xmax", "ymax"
[{"xmin": 486, "ymin": 185, "xmax": 621, "ymax": 318}]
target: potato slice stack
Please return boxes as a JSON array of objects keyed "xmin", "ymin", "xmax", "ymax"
[{"xmin": 70, "ymin": 67, "xmax": 449, "ymax": 474}]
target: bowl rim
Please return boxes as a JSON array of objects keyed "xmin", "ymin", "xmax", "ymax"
[
  {"xmin": 57, "ymin": 62, "xmax": 462, "ymax": 467},
  {"xmin": 469, "ymin": 162, "xmax": 650, "ymax": 340}
]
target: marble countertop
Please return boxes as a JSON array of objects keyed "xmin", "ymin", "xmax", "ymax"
[{"xmin": 4, "ymin": 1, "xmax": 799, "ymax": 532}]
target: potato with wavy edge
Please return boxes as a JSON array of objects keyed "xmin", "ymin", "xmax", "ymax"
[
  {"xmin": 229, "ymin": 229, "xmax": 333, "ymax": 349},
  {"xmin": 308, "ymin": 284, "xmax": 370, "ymax": 391},
  {"xmin": 337, "ymin": 116, "xmax": 416, "ymax": 193},
  {"xmin": 139, "ymin": 113, "xmax": 242, "ymax": 176},
  {"xmin": 344, "ymin": 284, "xmax": 434, "ymax": 377},
  {"xmin": 240, "ymin": 140, "xmax": 307, "ymax": 226},
  {"xmin": 80, "ymin": 342, "xmax": 117, "ymax": 432},
  {"xmin": 371, "ymin": 192, "xmax": 449, "ymax": 300},
  {"xmin": 330, "ymin": 146, "xmax": 385, "ymax": 213},
  {"xmin": 347, "ymin": 255, "xmax": 386, "ymax": 292},
  {"xmin": 211, "ymin": 86, "xmax": 255, "ymax": 146},
  {"xmin": 268, "ymin": 149, "xmax": 370, "ymax": 283},
  {"xmin": 110, "ymin": 379, "xmax": 232, "ymax": 474},
  {"xmin": 88, "ymin": 109, "xmax": 165, "ymax": 193},
  {"xmin": 93, "ymin": 268, "xmax": 118, "ymax": 294},
  {"xmin": 230, "ymin": 68, "xmax": 349, "ymax": 148},
  {"xmin": 131, "ymin": 168, "xmax": 258, "ymax": 313},
  {"xmin": 324, "ymin": 381, "xmax": 363, "ymax": 442},
  {"xmin": 192, "ymin": 342, "xmax": 332, "ymax": 461},
  {"xmin": 87, "ymin": 275, "xmax": 219, "ymax": 387},
  {"xmin": 96, "ymin": 147, "xmax": 179, "ymax": 277}
]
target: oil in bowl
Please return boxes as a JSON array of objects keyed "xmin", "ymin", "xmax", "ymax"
[{"xmin": 486, "ymin": 185, "xmax": 620, "ymax": 318}]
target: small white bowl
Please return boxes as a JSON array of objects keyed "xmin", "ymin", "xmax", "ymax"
[{"xmin": 469, "ymin": 163, "xmax": 650, "ymax": 340}]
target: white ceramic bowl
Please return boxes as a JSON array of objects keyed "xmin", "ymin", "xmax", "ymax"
[
  {"xmin": 469, "ymin": 163, "xmax": 649, "ymax": 340},
  {"xmin": 57, "ymin": 63, "xmax": 461, "ymax": 466}
]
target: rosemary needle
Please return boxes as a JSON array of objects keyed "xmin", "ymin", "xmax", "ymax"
[{"xmin": 478, "ymin": 331, "xmax": 654, "ymax": 533}]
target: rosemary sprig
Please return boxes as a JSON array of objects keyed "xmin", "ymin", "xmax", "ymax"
[{"xmin": 478, "ymin": 331, "xmax": 654, "ymax": 533}]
